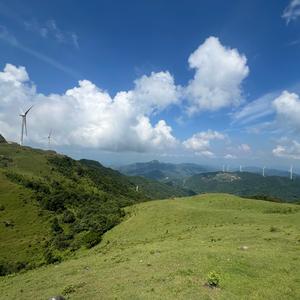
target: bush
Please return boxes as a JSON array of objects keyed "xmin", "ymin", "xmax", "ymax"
[
  {"xmin": 43, "ymin": 249, "xmax": 61, "ymax": 264},
  {"xmin": 62, "ymin": 209, "xmax": 75, "ymax": 223},
  {"xmin": 51, "ymin": 217, "xmax": 63, "ymax": 234},
  {"xmin": 82, "ymin": 231, "xmax": 102, "ymax": 249},
  {"xmin": 206, "ymin": 271, "xmax": 220, "ymax": 288}
]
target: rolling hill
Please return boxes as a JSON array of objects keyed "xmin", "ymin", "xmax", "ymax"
[
  {"xmin": 0, "ymin": 194, "xmax": 299, "ymax": 299},
  {"xmin": 184, "ymin": 172, "xmax": 300, "ymax": 202},
  {"xmin": 0, "ymin": 142, "xmax": 192, "ymax": 275}
]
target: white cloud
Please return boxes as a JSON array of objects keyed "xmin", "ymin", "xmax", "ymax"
[
  {"xmin": 238, "ymin": 143, "xmax": 251, "ymax": 153},
  {"xmin": 282, "ymin": 0, "xmax": 300, "ymax": 24},
  {"xmin": 272, "ymin": 140, "xmax": 300, "ymax": 159},
  {"xmin": 231, "ymin": 92, "xmax": 277, "ymax": 125},
  {"xmin": 224, "ymin": 154, "xmax": 237, "ymax": 159},
  {"xmin": 185, "ymin": 36, "xmax": 249, "ymax": 114},
  {"xmin": 272, "ymin": 90, "xmax": 300, "ymax": 130},
  {"xmin": 24, "ymin": 19, "xmax": 79, "ymax": 48},
  {"xmin": 0, "ymin": 26, "xmax": 80, "ymax": 78},
  {"xmin": 0, "ymin": 64, "xmax": 178, "ymax": 152},
  {"xmin": 183, "ymin": 130, "xmax": 225, "ymax": 157}
]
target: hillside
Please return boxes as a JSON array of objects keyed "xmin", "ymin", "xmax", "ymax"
[
  {"xmin": 0, "ymin": 143, "xmax": 188, "ymax": 275},
  {"xmin": 0, "ymin": 194, "xmax": 299, "ymax": 299},
  {"xmin": 118, "ymin": 160, "xmax": 214, "ymax": 181},
  {"xmin": 184, "ymin": 172, "xmax": 300, "ymax": 202}
]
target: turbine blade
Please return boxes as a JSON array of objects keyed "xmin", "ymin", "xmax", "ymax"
[{"xmin": 25, "ymin": 105, "xmax": 33, "ymax": 116}]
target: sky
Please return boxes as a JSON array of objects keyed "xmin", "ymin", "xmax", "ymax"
[{"xmin": 0, "ymin": 0, "xmax": 300, "ymax": 170}]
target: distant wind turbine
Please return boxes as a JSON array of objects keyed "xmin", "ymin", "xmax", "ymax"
[
  {"xmin": 48, "ymin": 129, "xmax": 53, "ymax": 148},
  {"xmin": 262, "ymin": 166, "xmax": 266, "ymax": 177},
  {"xmin": 290, "ymin": 165, "xmax": 293, "ymax": 180},
  {"xmin": 240, "ymin": 165, "xmax": 243, "ymax": 172},
  {"xmin": 222, "ymin": 165, "xmax": 225, "ymax": 172},
  {"xmin": 20, "ymin": 105, "xmax": 33, "ymax": 145}
]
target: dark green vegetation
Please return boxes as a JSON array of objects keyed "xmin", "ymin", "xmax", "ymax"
[
  {"xmin": 0, "ymin": 143, "xmax": 189, "ymax": 275},
  {"xmin": 1, "ymin": 194, "xmax": 299, "ymax": 299},
  {"xmin": 0, "ymin": 134, "xmax": 7, "ymax": 144},
  {"xmin": 118, "ymin": 160, "xmax": 215, "ymax": 181},
  {"xmin": 184, "ymin": 172, "xmax": 300, "ymax": 202}
]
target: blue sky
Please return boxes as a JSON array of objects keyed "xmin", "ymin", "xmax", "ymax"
[{"xmin": 0, "ymin": 0, "xmax": 300, "ymax": 170}]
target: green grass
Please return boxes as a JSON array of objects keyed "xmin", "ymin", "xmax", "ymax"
[
  {"xmin": 0, "ymin": 143, "xmax": 199, "ymax": 275},
  {"xmin": 1, "ymin": 193, "xmax": 299, "ymax": 299},
  {"xmin": 0, "ymin": 172, "xmax": 51, "ymax": 269}
]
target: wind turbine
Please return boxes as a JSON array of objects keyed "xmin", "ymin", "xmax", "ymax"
[
  {"xmin": 48, "ymin": 129, "xmax": 53, "ymax": 148},
  {"xmin": 20, "ymin": 105, "xmax": 33, "ymax": 145},
  {"xmin": 239, "ymin": 165, "xmax": 243, "ymax": 172},
  {"xmin": 290, "ymin": 165, "xmax": 293, "ymax": 180},
  {"xmin": 222, "ymin": 165, "xmax": 225, "ymax": 172},
  {"xmin": 262, "ymin": 166, "xmax": 266, "ymax": 177}
]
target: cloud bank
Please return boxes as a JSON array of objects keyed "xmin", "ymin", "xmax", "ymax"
[
  {"xmin": 0, "ymin": 36, "xmax": 251, "ymax": 154},
  {"xmin": 0, "ymin": 64, "xmax": 179, "ymax": 152}
]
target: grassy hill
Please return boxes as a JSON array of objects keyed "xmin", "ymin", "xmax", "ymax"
[
  {"xmin": 0, "ymin": 143, "xmax": 190, "ymax": 275},
  {"xmin": 0, "ymin": 193, "xmax": 299, "ymax": 299},
  {"xmin": 184, "ymin": 172, "xmax": 300, "ymax": 202}
]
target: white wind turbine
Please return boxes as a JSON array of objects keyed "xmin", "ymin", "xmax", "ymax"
[
  {"xmin": 239, "ymin": 165, "xmax": 243, "ymax": 172},
  {"xmin": 262, "ymin": 166, "xmax": 266, "ymax": 177},
  {"xmin": 48, "ymin": 129, "xmax": 53, "ymax": 148},
  {"xmin": 20, "ymin": 105, "xmax": 33, "ymax": 145},
  {"xmin": 290, "ymin": 165, "xmax": 293, "ymax": 180}
]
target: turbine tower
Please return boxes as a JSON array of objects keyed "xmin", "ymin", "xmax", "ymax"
[
  {"xmin": 48, "ymin": 129, "xmax": 52, "ymax": 148},
  {"xmin": 222, "ymin": 165, "xmax": 225, "ymax": 172},
  {"xmin": 20, "ymin": 105, "xmax": 33, "ymax": 145},
  {"xmin": 262, "ymin": 166, "xmax": 266, "ymax": 177},
  {"xmin": 290, "ymin": 165, "xmax": 293, "ymax": 180},
  {"xmin": 240, "ymin": 165, "xmax": 243, "ymax": 172}
]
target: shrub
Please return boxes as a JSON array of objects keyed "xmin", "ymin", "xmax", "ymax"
[
  {"xmin": 82, "ymin": 231, "xmax": 102, "ymax": 249},
  {"xmin": 43, "ymin": 249, "xmax": 61, "ymax": 264},
  {"xmin": 206, "ymin": 271, "xmax": 220, "ymax": 288},
  {"xmin": 51, "ymin": 217, "xmax": 63, "ymax": 234},
  {"xmin": 62, "ymin": 209, "xmax": 75, "ymax": 223}
]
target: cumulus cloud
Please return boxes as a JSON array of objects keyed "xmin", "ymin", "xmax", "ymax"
[
  {"xmin": 0, "ymin": 64, "xmax": 178, "ymax": 152},
  {"xmin": 183, "ymin": 130, "xmax": 225, "ymax": 157},
  {"xmin": 273, "ymin": 90, "xmax": 300, "ymax": 131},
  {"xmin": 272, "ymin": 140, "xmax": 300, "ymax": 159},
  {"xmin": 282, "ymin": 0, "xmax": 300, "ymax": 24},
  {"xmin": 185, "ymin": 36, "xmax": 249, "ymax": 114}
]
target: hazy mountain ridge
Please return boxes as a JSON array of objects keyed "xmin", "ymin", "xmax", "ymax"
[
  {"xmin": 117, "ymin": 160, "xmax": 216, "ymax": 181},
  {"xmin": 184, "ymin": 171, "xmax": 300, "ymax": 202}
]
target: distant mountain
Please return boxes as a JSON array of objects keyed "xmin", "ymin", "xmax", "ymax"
[
  {"xmin": 118, "ymin": 160, "xmax": 216, "ymax": 181},
  {"xmin": 240, "ymin": 167, "xmax": 299, "ymax": 178},
  {"xmin": 184, "ymin": 171, "xmax": 300, "ymax": 202},
  {"xmin": 80, "ymin": 159, "xmax": 193, "ymax": 199}
]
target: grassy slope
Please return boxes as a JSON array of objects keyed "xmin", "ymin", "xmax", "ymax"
[
  {"xmin": 0, "ymin": 144, "xmax": 197, "ymax": 273},
  {"xmin": 1, "ymin": 193, "xmax": 299, "ymax": 300},
  {"xmin": 0, "ymin": 172, "xmax": 51, "ymax": 267},
  {"xmin": 0, "ymin": 145, "xmax": 54, "ymax": 269}
]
